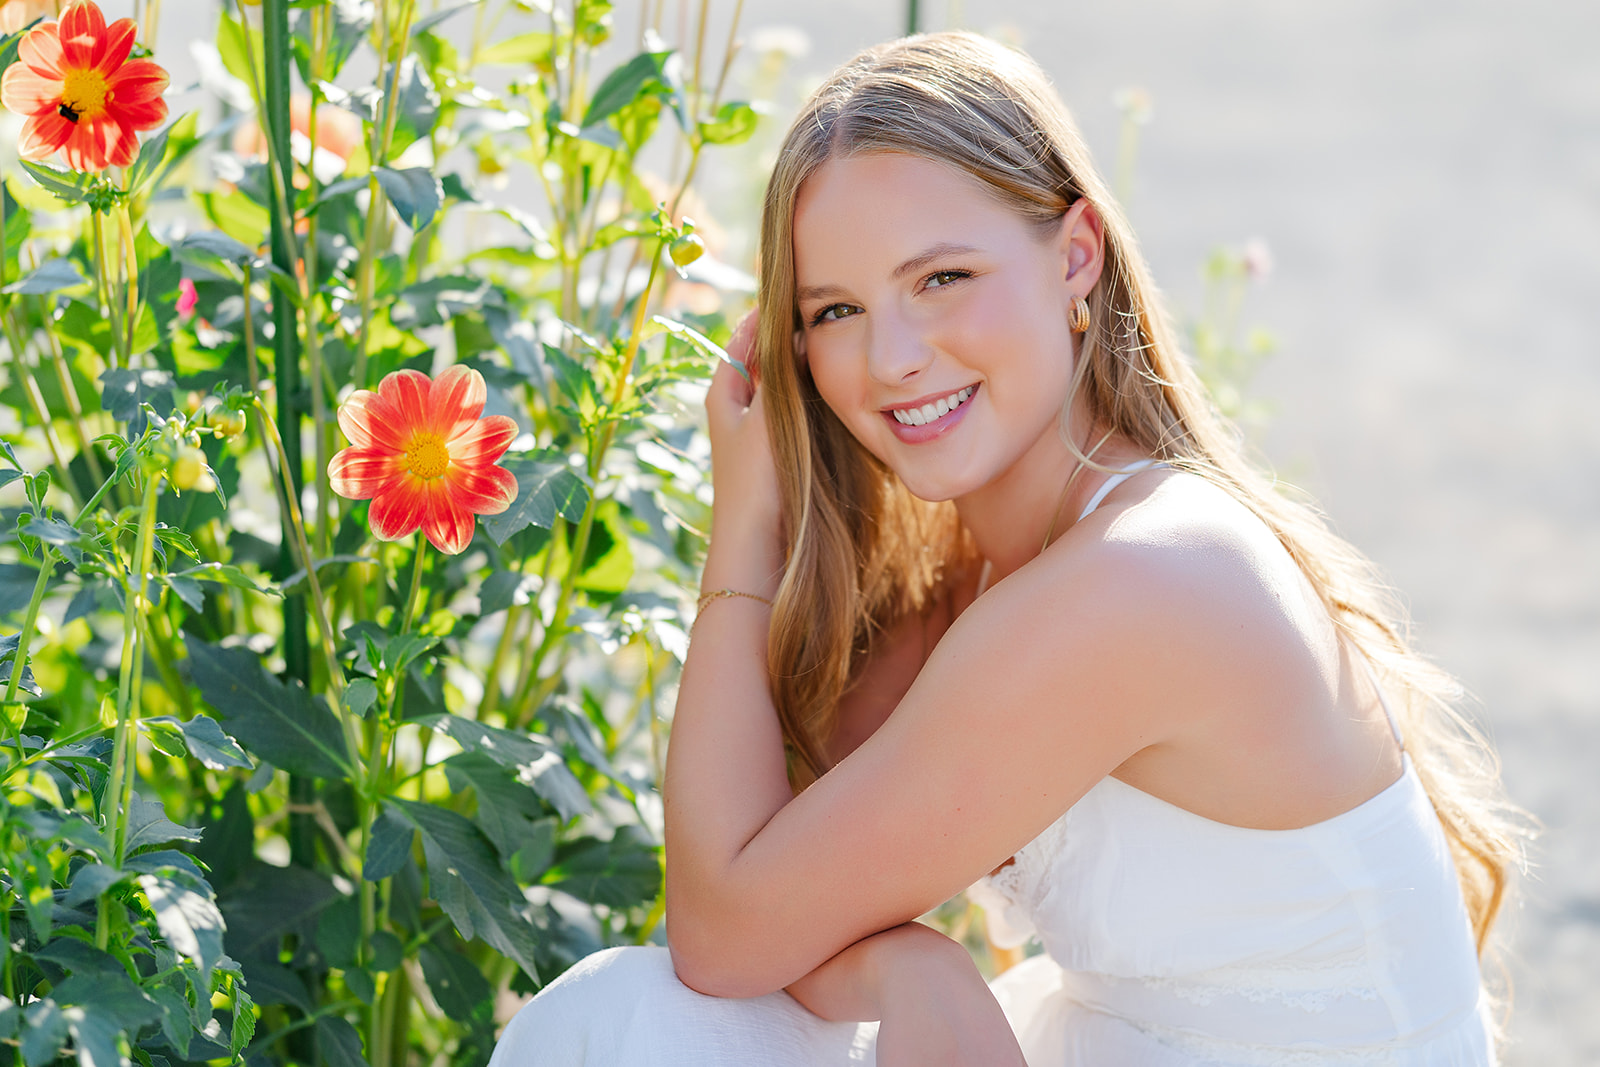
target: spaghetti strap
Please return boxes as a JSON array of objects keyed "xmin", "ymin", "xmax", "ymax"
[
  {"xmin": 1076, "ymin": 459, "xmax": 1166, "ymax": 522},
  {"xmin": 1361, "ymin": 657, "xmax": 1405, "ymax": 746}
]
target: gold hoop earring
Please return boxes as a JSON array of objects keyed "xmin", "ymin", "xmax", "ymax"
[{"xmin": 1068, "ymin": 296, "xmax": 1091, "ymax": 334}]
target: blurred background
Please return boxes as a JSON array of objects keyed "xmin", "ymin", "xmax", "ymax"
[{"xmin": 130, "ymin": 0, "xmax": 1597, "ymax": 1060}]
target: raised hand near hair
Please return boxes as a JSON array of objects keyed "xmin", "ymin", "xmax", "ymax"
[{"xmin": 703, "ymin": 308, "xmax": 784, "ymax": 601}]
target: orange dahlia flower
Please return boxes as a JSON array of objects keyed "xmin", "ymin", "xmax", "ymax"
[
  {"xmin": 0, "ymin": 1, "xmax": 169, "ymax": 172},
  {"xmin": 328, "ymin": 365, "xmax": 520, "ymax": 556}
]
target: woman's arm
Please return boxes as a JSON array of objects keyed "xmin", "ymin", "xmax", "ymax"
[
  {"xmin": 785, "ymin": 924, "xmax": 1025, "ymax": 1067},
  {"xmin": 667, "ymin": 360, "xmax": 1181, "ymax": 997}
]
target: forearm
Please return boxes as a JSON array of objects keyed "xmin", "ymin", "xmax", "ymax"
[
  {"xmin": 785, "ymin": 923, "xmax": 949, "ymax": 1022},
  {"xmin": 662, "ymin": 513, "xmax": 793, "ymax": 976}
]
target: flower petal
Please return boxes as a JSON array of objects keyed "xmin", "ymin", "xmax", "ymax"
[
  {"xmin": 446, "ymin": 414, "xmax": 516, "ymax": 467},
  {"xmin": 96, "ymin": 16, "xmax": 136, "ymax": 72},
  {"xmin": 375, "ymin": 368, "xmax": 433, "ymax": 437},
  {"xmin": 337, "ymin": 389, "xmax": 409, "ymax": 452},
  {"xmin": 442, "ymin": 462, "xmax": 518, "ymax": 516},
  {"xmin": 14, "ymin": 24, "xmax": 63, "ymax": 81},
  {"xmin": 328, "ymin": 447, "xmax": 406, "ymax": 500},
  {"xmin": 105, "ymin": 57, "xmax": 170, "ymax": 107},
  {"xmin": 1, "ymin": 63, "xmax": 63, "ymax": 117},
  {"xmin": 16, "ymin": 112, "xmax": 75, "ymax": 160},
  {"xmin": 422, "ymin": 483, "xmax": 476, "ymax": 555},
  {"xmin": 57, "ymin": 1, "xmax": 105, "ymax": 70},
  {"xmin": 368, "ymin": 480, "xmax": 428, "ymax": 542},
  {"xmin": 102, "ymin": 116, "xmax": 141, "ymax": 168},
  {"xmin": 427, "ymin": 363, "xmax": 487, "ymax": 438}
]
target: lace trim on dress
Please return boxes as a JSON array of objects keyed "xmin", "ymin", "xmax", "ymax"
[
  {"xmin": 969, "ymin": 807, "xmax": 1074, "ymax": 947},
  {"xmin": 1129, "ymin": 1017, "xmax": 1404, "ymax": 1067},
  {"xmin": 1131, "ymin": 959, "xmax": 1381, "ymax": 1013}
]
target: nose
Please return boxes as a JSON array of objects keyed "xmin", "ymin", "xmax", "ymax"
[{"xmin": 864, "ymin": 312, "xmax": 933, "ymax": 386}]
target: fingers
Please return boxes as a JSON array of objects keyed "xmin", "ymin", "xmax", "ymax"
[
  {"xmin": 707, "ymin": 356, "xmax": 756, "ymax": 431},
  {"xmin": 727, "ymin": 307, "xmax": 760, "ymax": 388}
]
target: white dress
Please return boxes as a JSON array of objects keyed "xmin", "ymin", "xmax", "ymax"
[{"xmin": 489, "ymin": 468, "xmax": 1495, "ymax": 1066}]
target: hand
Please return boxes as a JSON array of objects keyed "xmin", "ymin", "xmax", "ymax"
[{"xmin": 703, "ymin": 308, "xmax": 784, "ymax": 594}]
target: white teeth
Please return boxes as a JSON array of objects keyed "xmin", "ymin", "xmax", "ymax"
[{"xmin": 891, "ymin": 386, "xmax": 973, "ymax": 426}]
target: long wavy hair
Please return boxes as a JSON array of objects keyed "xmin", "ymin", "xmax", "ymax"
[{"xmin": 752, "ymin": 31, "xmax": 1524, "ymax": 960}]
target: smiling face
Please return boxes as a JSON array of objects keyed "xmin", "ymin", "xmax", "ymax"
[{"xmin": 793, "ymin": 152, "xmax": 1100, "ymax": 506}]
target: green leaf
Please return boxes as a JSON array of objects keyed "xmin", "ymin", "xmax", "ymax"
[
  {"xmin": 476, "ymin": 30, "xmax": 552, "ymax": 65},
  {"xmin": 51, "ymin": 969, "xmax": 162, "ymax": 1031},
  {"xmin": 697, "ymin": 100, "xmax": 760, "ymax": 146},
  {"xmin": 19, "ymin": 161, "xmax": 95, "ymax": 205},
  {"xmin": 382, "ymin": 631, "xmax": 438, "ymax": 675},
  {"xmin": 385, "ymin": 54, "xmax": 440, "ymax": 150},
  {"xmin": 344, "ymin": 677, "xmax": 379, "ymax": 719},
  {"xmin": 443, "ymin": 751, "xmax": 544, "ymax": 858},
  {"xmin": 144, "ymin": 714, "xmax": 252, "ymax": 770},
  {"xmin": 188, "ymin": 640, "xmax": 352, "ymax": 778},
  {"xmin": 386, "ymin": 798, "xmax": 543, "ymax": 980},
  {"xmin": 315, "ymin": 1016, "xmax": 370, "ymax": 1067},
  {"xmin": 139, "ymin": 873, "xmax": 226, "ymax": 987},
  {"xmin": 20, "ymin": 999, "xmax": 69, "ymax": 1067},
  {"xmin": 32, "ymin": 940, "xmax": 124, "ymax": 984},
  {"xmin": 411, "ymin": 0, "xmax": 476, "ymax": 34},
  {"xmin": 413, "ymin": 714, "xmax": 590, "ymax": 820},
  {"xmin": 2, "ymin": 257, "xmax": 87, "ymax": 295},
  {"xmin": 323, "ymin": 0, "xmax": 374, "ymax": 79},
  {"xmin": 544, "ymin": 825, "xmax": 661, "ymax": 910},
  {"xmin": 126, "ymin": 119, "xmax": 174, "ymax": 196},
  {"xmin": 174, "ymin": 229, "xmax": 259, "ymax": 267},
  {"xmin": 99, "ymin": 366, "xmax": 174, "ymax": 437},
  {"xmin": 583, "ymin": 50, "xmax": 680, "ymax": 128},
  {"xmin": 478, "ymin": 569, "xmax": 535, "ymax": 616},
  {"xmin": 62, "ymin": 863, "xmax": 125, "ymax": 908},
  {"xmin": 123, "ymin": 792, "xmax": 204, "ymax": 853},
  {"xmin": 481, "ymin": 452, "xmax": 589, "ymax": 544},
  {"xmin": 373, "ymin": 166, "xmax": 443, "ymax": 231},
  {"xmin": 229, "ymin": 983, "xmax": 255, "ymax": 1055},
  {"xmin": 65, "ymin": 1008, "xmax": 125, "ymax": 1067},
  {"xmin": 419, "ymin": 945, "xmax": 492, "ymax": 1017},
  {"xmin": 363, "ymin": 806, "xmax": 414, "ymax": 882},
  {"xmin": 172, "ymin": 562, "xmax": 279, "ymax": 597}
]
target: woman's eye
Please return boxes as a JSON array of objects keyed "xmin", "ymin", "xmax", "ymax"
[
  {"xmin": 925, "ymin": 269, "xmax": 971, "ymax": 289},
  {"xmin": 810, "ymin": 304, "xmax": 861, "ymax": 326}
]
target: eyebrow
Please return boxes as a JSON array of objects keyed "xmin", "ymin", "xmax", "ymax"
[{"xmin": 795, "ymin": 242, "xmax": 985, "ymax": 305}]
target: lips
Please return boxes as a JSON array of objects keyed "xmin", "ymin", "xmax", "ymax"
[
  {"xmin": 887, "ymin": 385, "xmax": 976, "ymax": 426},
  {"xmin": 880, "ymin": 383, "xmax": 979, "ymax": 442}
]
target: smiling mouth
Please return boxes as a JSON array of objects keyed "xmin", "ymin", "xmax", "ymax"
[{"xmin": 888, "ymin": 385, "xmax": 976, "ymax": 427}]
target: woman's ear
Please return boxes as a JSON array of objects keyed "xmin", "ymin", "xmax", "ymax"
[{"xmin": 1056, "ymin": 200, "xmax": 1106, "ymax": 298}]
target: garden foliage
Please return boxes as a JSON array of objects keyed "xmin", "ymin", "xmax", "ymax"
[{"xmin": 0, "ymin": 0, "xmax": 756, "ymax": 1062}]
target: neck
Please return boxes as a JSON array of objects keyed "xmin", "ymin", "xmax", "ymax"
[{"xmin": 955, "ymin": 417, "xmax": 1142, "ymax": 586}]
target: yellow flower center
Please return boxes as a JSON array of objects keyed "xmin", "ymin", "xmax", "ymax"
[
  {"xmin": 404, "ymin": 434, "xmax": 450, "ymax": 480},
  {"xmin": 59, "ymin": 67, "xmax": 111, "ymax": 123}
]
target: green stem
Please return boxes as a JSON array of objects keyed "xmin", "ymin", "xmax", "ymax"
[
  {"xmin": 37, "ymin": 294, "xmax": 107, "ymax": 489},
  {"xmin": 400, "ymin": 539, "xmax": 427, "ymax": 637},
  {"xmin": 252, "ymin": 400, "xmax": 352, "ymax": 719},
  {"xmin": 3, "ymin": 316, "xmax": 79, "ymax": 505},
  {"xmin": 3, "ymin": 545, "xmax": 52, "ymax": 754},
  {"xmin": 476, "ymin": 600, "xmax": 521, "ymax": 721},
  {"xmin": 101, "ymin": 470, "xmax": 161, "ymax": 942}
]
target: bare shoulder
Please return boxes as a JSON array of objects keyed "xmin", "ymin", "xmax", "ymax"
[{"xmin": 1015, "ymin": 470, "xmax": 1343, "ymax": 742}]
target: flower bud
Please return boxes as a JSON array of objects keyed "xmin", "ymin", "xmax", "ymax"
[
  {"xmin": 169, "ymin": 446, "xmax": 214, "ymax": 492},
  {"xmin": 209, "ymin": 408, "xmax": 247, "ymax": 439},
  {"xmin": 670, "ymin": 233, "xmax": 705, "ymax": 268}
]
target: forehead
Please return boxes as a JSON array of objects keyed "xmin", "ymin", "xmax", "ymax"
[{"xmin": 792, "ymin": 153, "xmax": 1030, "ymax": 280}]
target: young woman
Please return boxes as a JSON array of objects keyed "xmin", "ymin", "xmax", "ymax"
[{"xmin": 489, "ymin": 31, "xmax": 1522, "ymax": 1066}]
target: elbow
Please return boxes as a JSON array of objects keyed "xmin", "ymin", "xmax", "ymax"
[{"xmin": 665, "ymin": 885, "xmax": 784, "ymax": 998}]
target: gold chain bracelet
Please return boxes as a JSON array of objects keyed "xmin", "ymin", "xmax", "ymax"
[{"xmin": 695, "ymin": 588, "xmax": 773, "ymax": 613}]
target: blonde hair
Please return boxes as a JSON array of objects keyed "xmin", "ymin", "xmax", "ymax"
[{"xmin": 754, "ymin": 31, "xmax": 1525, "ymax": 959}]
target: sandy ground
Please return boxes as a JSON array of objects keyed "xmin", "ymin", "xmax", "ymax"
[{"xmin": 120, "ymin": 0, "xmax": 1599, "ymax": 1059}]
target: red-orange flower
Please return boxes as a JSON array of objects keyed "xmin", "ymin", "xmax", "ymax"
[
  {"xmin": 329, "ymin": 365, "xmax": 519, "ymax": 555},
  {"xmin": 0, "ymin": 1, "xmax": 169, "ymax": 172}
]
